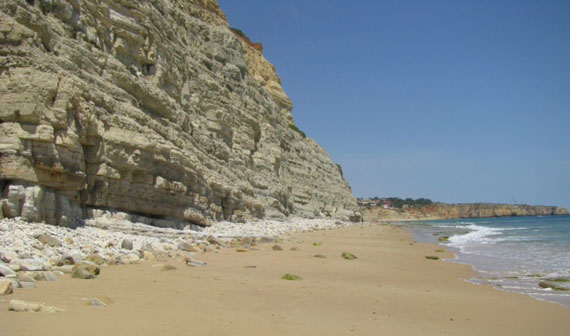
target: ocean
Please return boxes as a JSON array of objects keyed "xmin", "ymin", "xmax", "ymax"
[{"xmin": 405, "ymin": 215, "xmax": 570, "ymax": 308}]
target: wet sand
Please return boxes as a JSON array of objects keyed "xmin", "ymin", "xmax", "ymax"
[{"xmin": 1, "ymin": 223, "xmax": 568, "ymax": 335}]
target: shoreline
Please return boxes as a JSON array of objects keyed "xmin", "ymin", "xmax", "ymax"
[
  {"xmin": 1, "ymin": 221, "xmax": 568, "ymax": 335},
  {"xmin": 403, "ymin": 216, "xmax": 570, "ymax": 308}
]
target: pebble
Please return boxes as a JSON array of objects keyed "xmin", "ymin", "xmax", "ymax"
[
  {"xmin": 87, "ymin": 295, "xmax": 113, "ymax": 307},
  {"xmin": 8, "ymin": 263, "xmax": 20, "ymax": 272},
  {"xmin": 143, "ymin": 250, "xmax": 156, "ymax": 261},
  {"xmin": 71, "ymin": 264, "xmax": 100, "ymax": 279},
  {"xmin": 121, "ymin": 253, "xmax": 141, "ymax": 264},
  {"xmin": 87, "ymin": 254, "xmax": 105, "ymax": 265},
  {"xmin": 0, "ymin": 279, "xmax": 14, "ymax": 295},
  {"xmin": 18, "ymin": 281, "xmax": 37, "ymax": 289},
  {"xmin": 178, "ymin": 242, "xmax": 195, "ymax": 252},
  {"xmin": 17, "ymin": 274, "xmax": 35, "ymax": 283},
  {"xmin": 53, "ymin": 265, "xmax": 74, "ymax": 274},
  {"xmin": 32, "ymin": 271, "xmax": 58, "ymax": 282},
  {"xmin": 121, "ymin": 239, "xmax": 133, "ymax": 250},
  {"xmin": 36, "ymin": 234, "xmax": 62, "ymax": 247},
  {"xmin": 19, "ymin": 259, "xmax": 46, "ymax": 272},
  {"xmin": 55, "ymin": 254, "xmax": 75, "ymax": 266},
  {"xmin": 1, "ymin": 251, "xmax": 19, "ymax": 263},
  {"xmin": 88, "ymin": 298, "xmax": 107, "ymax": 307},
  {"xmin": 187, "ymin": 260, "xmax": 207, "ymax": 267},
  {"xmin": 0, "ymin": 264, "xmax": 16, "ymax": 277}
]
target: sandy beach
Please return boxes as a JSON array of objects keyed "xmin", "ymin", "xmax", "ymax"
[{"xmin": 1, "ymin": 223, "xmax": 568, "ymax": 336}]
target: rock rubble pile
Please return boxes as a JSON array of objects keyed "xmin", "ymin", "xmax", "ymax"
[{"xmin": 0, "ymin": 216, "xmax": 353, "ymax": 297}]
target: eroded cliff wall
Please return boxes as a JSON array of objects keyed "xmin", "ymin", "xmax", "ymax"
[{"xmin": 0, "ymin": 0, "xmax": 359, "ymax": 227}]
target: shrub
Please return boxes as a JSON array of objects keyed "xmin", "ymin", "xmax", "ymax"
[
  {"xmin": 341, "ymin": 252, "xmax": 358, "ymax": 260},
  {"xmin": 281, "ymin": 273, "xmax": 303, "ymax": 280},
  {"xmin": 335, "ymin": 163, "xmax": 344, "ymax": 177},
  {"xmin": 288, "ymin": 123, "xmax": 306, "ymax": 138}
]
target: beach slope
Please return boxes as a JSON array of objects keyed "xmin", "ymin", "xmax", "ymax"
[{"xmin": 1, "ymin": 224, "xmax": 568, "ymax": 335}]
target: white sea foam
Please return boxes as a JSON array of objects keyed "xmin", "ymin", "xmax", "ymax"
[{"xmin": 447, "ymin": 224, "xmax": 503, "ymax": 250}]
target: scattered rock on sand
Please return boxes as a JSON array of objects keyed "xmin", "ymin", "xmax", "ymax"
[
  {"xmin": 272, "ymin": 245, "xmax": 283, "ymax": 251},
  {"xmin": 71, "ymin": 264, "xmax": 100, "ymax": 279},
  {"xmin": 36, "ymin": 234, "xmax": 62, "ymax": 247},
  {"xmin": 0, "ymin": 279, "xmax": 14, "ymax": 295},
  {"xmin": 187, "ymin": 260, "xmax": 207, "ymax": 267},
  {"xmin": 290, "ymin": 247, "xmax": 299, "ymax": 251},
  {"xmin": 9, "ymin": 299, "xmax": 63, "ymax": 313},
  {"xmin": 314, "ymin": 254, "xmax": 327, "ymax": 258},
  {"xmin": 281, "ymin": 273, "xmax": 302, "ymax": 280},
  {"xmin": 87, "ymin": 295, "xmax": 113, "ymax": 307},
  {"xmin": 161, "ymin": 265, "xmax": 177, "ymax": 271},
  {"xmin": 539, "ymin": 281, "xmax": 570, "ymax": 291},
  {"xmin": 121, "ymin": 239, "xmax": 134, "ymax": 250},
  {"xmin": 18, "ymin": 281, "xmax": 37, "ymax": 289},
  {"xmin": 341, "ymin": 252, "xmax": 358, "ymax": 260}
]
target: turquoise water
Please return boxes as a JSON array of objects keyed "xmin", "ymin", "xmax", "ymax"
[{"xmin": 406, "ymin": 215, "xmax": 570, "ymax": 308}]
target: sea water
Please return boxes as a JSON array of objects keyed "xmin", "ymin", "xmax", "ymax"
[{"xmin": 406, "ymin": 215, "xmax": 570, "ymax": 308}]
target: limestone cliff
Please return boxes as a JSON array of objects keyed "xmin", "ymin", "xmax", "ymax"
[
  {"xmin": 363, "ymin": 203, "xmax": 569, "ymax": 222},
  {"xmin": 0, "ymin": 0, "xmax": 359, "ymax": 227}
]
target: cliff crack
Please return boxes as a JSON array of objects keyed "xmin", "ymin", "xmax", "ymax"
[{"xmin": 49, "ymin": 77, "xmax": 62, "ymax": 106}]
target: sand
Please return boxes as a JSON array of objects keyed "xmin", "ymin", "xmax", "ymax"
[{"xmin": 1, "ymin": 223, "xmax": 568, "ymax": 335}]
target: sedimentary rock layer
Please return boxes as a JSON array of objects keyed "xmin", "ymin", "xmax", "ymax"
[{"xmin": 0, "ymin": 0, "xmax": 359, "ymax": 227}]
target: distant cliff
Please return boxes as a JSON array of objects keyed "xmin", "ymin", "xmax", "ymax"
[
  {"xmin": 363, "ymin": 203, "xmax": 569, "ymax": 222},
  {"xmin": 0, "ymin": 0, "xmax": 359, "ymax": 228}
]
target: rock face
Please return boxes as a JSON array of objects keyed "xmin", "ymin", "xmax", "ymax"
[
  {"xmin": 0, "ymin": 0, "xmax": 358, "ymax": 228},
  {"xmin": 364, "ymin": 203, "xmax": 569, "ymax": 222}
]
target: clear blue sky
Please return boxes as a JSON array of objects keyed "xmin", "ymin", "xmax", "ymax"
[{"xmin": 218, "ymin": 0, "xmax": 570, "ymax": 208}]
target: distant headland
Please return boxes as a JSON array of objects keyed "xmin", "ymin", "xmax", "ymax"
[{"xmin": 359, "ymin": 197, "xmax": 569, "ymax": 222}]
